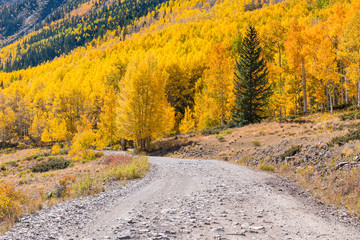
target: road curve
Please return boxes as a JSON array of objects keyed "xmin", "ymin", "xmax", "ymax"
[
  {"xmin": 2, "ymin": 156, "xmax": 360, "ymax": 240},
  {"xmin": 78, "ymin": 157, "xmax": 359, "ymax": 240}
]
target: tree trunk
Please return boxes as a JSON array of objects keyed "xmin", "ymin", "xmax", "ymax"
[
  {"xmin": 340, "ymin": 61, "xmax": 344, "ymax": 105},
  {"xmin": 329, "ymin": 85, "xmax": 333, "ymax": 114},
  {"xmin": 298, "ymin": 92, "xmax": 302, "ymax": 114},
  {"xmin": 358, "ymin": 80, "xmax": 360, "ymax": 108},
  {"xmin": 332, "ymin": 83, "xmax": 336, "ymax": 109},
  {"xmin": 345, "ymin": 77, "xmax": 349, "ymax": 104},
  {"xmin": 301, "ymin": 60, "xmax": 307, "ymax": 114},
  {"xmin": 294, "ymin": 96, "xmax": 297, "ymax": 115}
]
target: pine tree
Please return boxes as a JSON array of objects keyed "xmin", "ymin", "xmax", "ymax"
[{"xmin": 231, "ymin": 25, "xmax": 271, "ymax": 126}]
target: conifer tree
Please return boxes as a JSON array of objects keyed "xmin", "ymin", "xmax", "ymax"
[{"xmin": 231, "ymin": 25, "xmax": 271, "ymax": 126}]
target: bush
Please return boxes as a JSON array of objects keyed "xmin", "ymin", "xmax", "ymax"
[
  {"xmin": 51, "ymin": 144, "xmax": 61, "ymax": 155},
  {"xmin": 258, "ymin": 164, "xmax": 275, "ymax": 172},
  {"xmin": 201, "ymin": 125, "xmax": 227, "ymax": 136},
  {"xmin": 215, "ymin": 134, "xmax": 225, "ymax": 141},
  {"xmin": 280, "ymin": 145, "xmax": 302, "ymax": 160},
  {"xmin": 0, "ymin": 183, "xmax": 27, "ymax": 221},
  {"xmin": 252, "ymin": 140, "xmax": 261, "ymax": 147},
  {"xmin": 340, "ymin": 111, "xmax": 360, "ymax": 121},
  {"xmin": 328, "ymin": 128, "xmax": 360, "ymax": 147},
  {"xmin": 31, "ymin": 157, "xmax": 71, "ymax": 172},
  {"xmin": 107, "ymin": 156, "xmax": 150, "ymax": 181},
  {"xmin": 72, "ymin": 175, "xmax": 102, "ymax": 197},
  {"xmin": 104, "ymin": 154, "xmax": 134, "ymax": 166}
]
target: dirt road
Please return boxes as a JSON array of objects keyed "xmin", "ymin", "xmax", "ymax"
[{"xmin": 3, "ymin": 156, "xmax": 360, "ymax": 239}]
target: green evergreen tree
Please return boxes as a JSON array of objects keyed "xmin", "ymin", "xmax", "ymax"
[{"xmin": 231, "ymin": 25, "xmax": 272, "ymax": 126}]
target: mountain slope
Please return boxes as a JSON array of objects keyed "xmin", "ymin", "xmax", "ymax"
[{"xmin": 0, "ymin": 0, "xmax": 170, "ymax": 72}]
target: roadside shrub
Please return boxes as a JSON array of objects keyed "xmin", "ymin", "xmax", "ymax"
[
  {"xmin": 72, "ymin": 175, "xmax": 102, "ymax": 197},
  {"xmin": 280, "ymin": 145, "xmax": 302, "ymax": 160},
  {"xmin": 107, "ymin": 156, "xmax": 150, "ymax": 180},
  {"xmin": 0, "ymin": 183, "xmax": 27, "ymax": 221},
  {"xmin": 50, "ymin": 176, "xmax": 76, "ymax": 198},
  {"xmin": 31, "ymin": 157, "xmax": 71, "ymax": 172},
  {"xmin": 258, "ymin": 164, "xmax": 275, "ymax": 172},
  {"xmin": 104, "ymin": 154, "xmax": 134, "ymax": 167}
]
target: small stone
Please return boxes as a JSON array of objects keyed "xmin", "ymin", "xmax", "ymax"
[
  {"xmin": 211, "ymin": 227, "xmax": 224, "ymax": 232},
  {"xmin": 250, "ymin": 226, "xmax": 265, "ymax": 231},
  {"xmin": 117, "ymin": 235, "xmax": 131, "ymax": 239},
  {"xmin": 241, "ymin": 223, "xmax": 250, "ymax": 229}
]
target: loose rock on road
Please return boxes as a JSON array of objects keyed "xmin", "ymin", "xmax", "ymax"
[{"xmin": 2, "ymin": 156, "xmax": 360, "ymax": 239}]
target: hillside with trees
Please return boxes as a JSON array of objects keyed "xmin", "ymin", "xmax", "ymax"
[
  {"xmin": 0, "ymin": 0, "xmax": 171, "ymax": 72},
  {"xmin": 1, "ymin": 0, "xmax": 360, "ymax": 151}
]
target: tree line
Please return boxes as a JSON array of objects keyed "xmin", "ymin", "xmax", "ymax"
[{"xmin": 0, "ymin": 0, "xmax": 360, "ymax": 151}]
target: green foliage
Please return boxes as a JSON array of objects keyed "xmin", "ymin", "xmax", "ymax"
[
  {"xmin": 316, "ymin": 0, "xmax": 329, "ymax": 9},
  {"xmin": 340, "ymin": 111, "xmax": 360, "ymax": 121},
  {"xmin": 72, "ymin": 175, "xmax": 101, "ymax": 197},
  {"xmin": 215, "ymin": 134, "xmax": 225, "ymax": 141},
  {"xmin": 31, "ymin": 157, "xmax": 71, "ymax": 172},
  {"xmin": 252, "ymin": 140, "xmax": 261, "ymax": 147},
  {"xmin": 4, "ymin": 160, "xmax": 20, "ymax": 167},
  {"xmin": 258, "ymin": 163, "xmax": 275, "ymax": 172},
  {"xmin": 328, "ymin": 129, "xmax": 360, "ymax": 147},
  {"xmin": 1, "ymin": 0, "xmax": 170, "ymax": 72},
  {"xmin": 200, "ymin": 125, "xmax": 228, "ymax": 136},
  {"xmin": 231, "ymin": 25, "xmax": 272, "ymax": 126},
  {"xmin": 106, "ymin": 156, "xmax": 150, "ymax": 181},
  {"xmin": 280, "ymin": 145, "xmax": 302, "ymax": 160}
]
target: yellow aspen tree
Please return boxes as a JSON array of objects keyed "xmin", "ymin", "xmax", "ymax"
[
  {"xmin": 98, "ymin": 85, "xmax": 118, "ymax": 148},
  {"xmin": 179, "ymin": 106, "xmax": 195, "ymax": 134},
  {"xmin": 341, "ymin": 12, "xmax": 360, "ymax": 107},
  {"xmin": 285, "ymin": 18, "xmax": 309, "ymax": 114},
  {"xmin": 117, "ymin": 53, "xmax": 174, "ymax": 151},
  {"xmin": 195, "ymin": 43, "xmax": 233, "ymax": 128},
  {"xmin": 0, "ymin": 108, "xmax": 17, "ymax": 142}
]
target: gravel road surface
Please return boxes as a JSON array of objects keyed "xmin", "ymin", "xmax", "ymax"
[{"xmin": 2, "ymin": 156, "xmax": 359, "ymax": 239}]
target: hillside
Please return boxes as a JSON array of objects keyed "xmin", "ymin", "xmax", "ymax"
[
  {"xmin": 0, "ymin": 0, "xmax": 170, "ymax": 71},
  {"xmin": 1, "ymin": 0, "xmax": 360, "ymax": 150}
]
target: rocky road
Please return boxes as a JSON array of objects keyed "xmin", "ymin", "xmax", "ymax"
[{"xmin": 2, "ymin": 156, "xmax": 360, "ymax": 240}]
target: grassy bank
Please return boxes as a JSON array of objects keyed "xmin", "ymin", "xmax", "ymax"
[{"xmin": 0, "ymin": 149, "xmax": 150, "ymax": 233}]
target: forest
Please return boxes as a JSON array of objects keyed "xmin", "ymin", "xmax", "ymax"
[
  {"xmin": 0, "ymin": 0, "xmax": 171, "ymax": 71},
  {"xmin": 1, "ymin": 0, "xmax": 360, "ymax": 152}
]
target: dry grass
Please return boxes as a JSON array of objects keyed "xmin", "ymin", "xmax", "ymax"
[{"xmin": 0, "ymin": 148, "xmax": 150, "ymax": 233}]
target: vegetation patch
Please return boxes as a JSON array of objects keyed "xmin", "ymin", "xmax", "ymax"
[
  {"xmin": 201, "ymin": 126, "xmax": 228, "ymax": 136},
  {"xmin": 0, "ymin": 183, "xmax": 27, "ymax": 222},
  {"xmin": 328, "ymin": 128, "xmax": 360, "ymax": 147},
  {"xmin": 339, "ymin": 111, "xmax": 360, "ymax": 121},
  {"xmin": 31, "ymin": 157, "xmax": 71, "ymax": 173},
  {"xmin": 280, "ymin": 145, "xmax": 302, "ymax": 160},
  {"xmin": 258, "ymin": 163, "xmax": 275, "ymax": 172}
]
